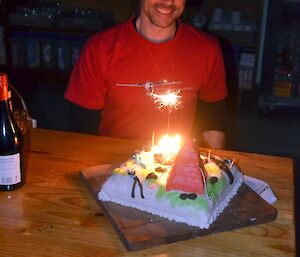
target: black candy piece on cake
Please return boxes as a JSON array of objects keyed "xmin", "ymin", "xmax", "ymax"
[
  {"xmin": 155, "ymin": 167, "xmax": 166, "ymax": 173},
  {"xmin": 146, "ymin": 172, "xmax": 158, "ymax": 180},
  {"xmin": 210, "ymin": 176, "xmax": 219, "ymax": 184},
  {"xmin": 188, "ymin": 193, "xmax": 197, "ymax": 200},
  {"xmin": 179, "ymin": 193, "xmax": 198, "ymax": 200}
]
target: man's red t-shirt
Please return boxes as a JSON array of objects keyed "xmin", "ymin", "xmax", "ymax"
[{"xmin": 65, "ymin": 17, "xmax": 227, "ymax": 141}]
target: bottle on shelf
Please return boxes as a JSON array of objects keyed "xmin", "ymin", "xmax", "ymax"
[
  {"xmin": 0, "ymin": 73, "xmax": 25, "ymax": 191},
  {"xmin": 272, "ymin": 44, "xmax": 294, "ymax": 97}
]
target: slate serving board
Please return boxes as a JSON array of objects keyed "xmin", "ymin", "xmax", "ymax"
[{"xmin": 80, "ymin": 164, "xmax": 277, "ymax": 251}]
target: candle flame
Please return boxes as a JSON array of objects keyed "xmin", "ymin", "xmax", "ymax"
[
  {"xmin": 139, "ymin": 134, "xmax": 182, "ymax": 168},
  {"xmin": 157, "ymin": 134, "xmax": 182, "ymax": 161}
]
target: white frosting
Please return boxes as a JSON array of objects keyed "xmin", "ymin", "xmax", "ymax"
[{"xmin": 98, "ymin": 150, "xmax": 243, "ymax": 229}]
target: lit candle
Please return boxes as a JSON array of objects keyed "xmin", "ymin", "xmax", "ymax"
[
  {"xmin": 152, "ymin": 131, "xmax": 155, "ymax": 146},
  {"xmin": 229, "ymin": 159, "xmax": 235, "ymax": 169}
]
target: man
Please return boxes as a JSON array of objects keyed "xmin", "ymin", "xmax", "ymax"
[{"xmin": 64, "ymin": 0, "xmax": 227, "ymax": 149}]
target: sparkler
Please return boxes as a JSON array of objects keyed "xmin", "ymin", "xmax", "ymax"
[
  {"xmin": 117, "ymin": 80, "xmax": 186, "ymax": 136},
  {"xmin": 150, "ymin": 89, "xmax": 182, "ymax": 111},
  {"xmin": 150, "ymin": 89, "xmax": 183, "ymax": 135}
]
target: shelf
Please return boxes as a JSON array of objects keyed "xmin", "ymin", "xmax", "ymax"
[
  {"xmin": 207, "ymin": 29, "xmax": 257, "ymax": 47},
  {"xmin": 8, "ymin": 68, "xmax": 70, "ymax": 86},
  {"xmin": 7, "ymin": 19, "xmax": 110, "ymax": 33},
  {"xmin": 7, "ymin": 25, "xmax": 97, "ymax": 37},
  {"xmin": 259, "ymin": 93, "xmax": 300, "ymax": 114}
]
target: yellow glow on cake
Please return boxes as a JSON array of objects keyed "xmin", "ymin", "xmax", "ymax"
[
  {"xmin": 205, "ymin": 162, "xmax": 222, "ymax": 177},
  {"xmin": 157, "ymin": 134, "xmax": 182, "ymax": 161}
]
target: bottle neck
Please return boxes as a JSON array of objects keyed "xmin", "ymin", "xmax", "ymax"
[
  {"xmin": 0, "ymin": 84, "xmax": 9, "ymax": 113},
  {"xmin": 0, "ymin": 91, "xmax": 8, "ymax": 101},
  {"xmin": 0, "ymin": 73, "xmax": 8, "ymax": 101},
  {"xmin": 0, "ymin": 97, "xmax": 18, "ymax": 138},
  {"xmin": 0, "ymin": 98, "xmax": 10, "ymax": 115}
]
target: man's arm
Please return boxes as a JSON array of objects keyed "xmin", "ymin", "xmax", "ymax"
[
  {"xmin": 67, "ymin": 101, "xmax": 101, "ymax": 135},
  {"xmin": 203, "ymin": 130, "xmax": 225, "ymax": 149},
  {"xmin": 194, "ymin": 99, "xmax": 227, "ymax": 149}
]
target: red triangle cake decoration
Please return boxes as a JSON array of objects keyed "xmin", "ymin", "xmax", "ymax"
[{"xmin": 166, "ymin": 139, "xmax": 205, "ymax": 194}]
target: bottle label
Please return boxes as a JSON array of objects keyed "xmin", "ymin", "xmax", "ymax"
[{"xmin": 0, "ymin": 154, "xmax": 21, "ymax": 185}]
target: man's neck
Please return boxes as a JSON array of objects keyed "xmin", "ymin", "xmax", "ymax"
[{"xmin": 135, "ymin": 16, "xmax": 177, "ymax": 43}]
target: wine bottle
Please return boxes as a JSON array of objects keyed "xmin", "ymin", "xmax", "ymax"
[{"xmin": 0, "ymin": 73, "xmax": 24, "ymax": 191}]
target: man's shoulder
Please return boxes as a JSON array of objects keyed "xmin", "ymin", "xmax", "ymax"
[
  {"xmin": 180, "ymin": 23, "xmax": 219, "ymax": 47},
  {"xmin": 86, "ymin": 19, "xmax": 132, "ymax": 47}
]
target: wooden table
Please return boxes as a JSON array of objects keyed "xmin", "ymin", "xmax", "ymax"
[{"xmin": 0, "ymin": 129, "xmax": 296, "ymax": 256}]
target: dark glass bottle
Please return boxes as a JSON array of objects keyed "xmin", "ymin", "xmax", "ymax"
[{"xmin": 0, "ymin": 73, "xmax": 24, "ymax": 191}]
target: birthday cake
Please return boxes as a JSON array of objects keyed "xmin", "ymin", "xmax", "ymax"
[{"xmin": 98, "ymin": 136, "xmax": 243, "ymax": 229}]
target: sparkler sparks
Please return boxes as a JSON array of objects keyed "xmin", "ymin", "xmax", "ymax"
[{"xmin": 151, "ymin": 89, "xmax": 182, "ymax": 111}]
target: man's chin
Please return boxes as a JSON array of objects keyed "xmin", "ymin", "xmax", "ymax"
[{"xmin": 151, "ymin": 17, "xmax": 177, "ymax": 29}]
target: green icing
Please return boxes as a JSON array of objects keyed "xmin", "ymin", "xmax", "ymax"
[
  {"xmin": 206, "ymin": 176, "xmax": 226, "ymax": 201},
  {"xmin": 156, "ymin": 185, "xmax": 165, "ymax": 199},
  {"xmin": 155, "ymin": 174, "xmax": 228, "ymax": 210},
  {"xmin": 156, "ymin": 185, "xmax": 209, "ymax": 210}
]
